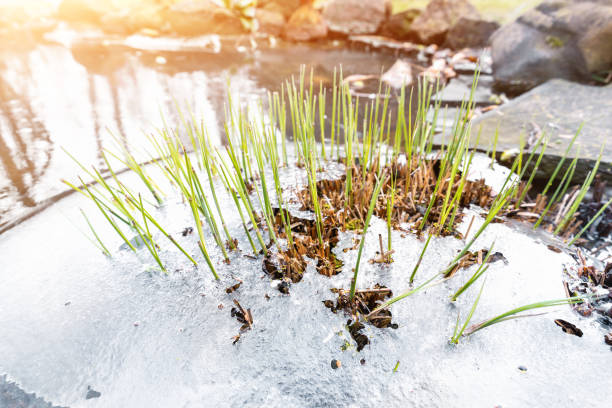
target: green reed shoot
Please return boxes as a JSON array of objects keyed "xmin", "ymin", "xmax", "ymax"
[
  {"xmin": 78, "ymin": 177, "xmax": 137, "ymax": 252},
  {"xmin": 443, "ymin": 183, "xmax": 517, "ymax": 277},
  {"xmin": 462, "ymin": 295, "xmax": 588, "ymax": 337},
  {"xmin": 450, "ymin": 242, "xmax": 494, "ymax": 301},
  {"xmin": 450, "ymin": 277, "xmax": 486, "ymax": 344},
  {"xmin": 368, "ymin": 270, "xmax": 450, "ymax": 318},
  {"xmin": 217, "ymin": 135, "xmax": 268, "ymax": 253},
  {"xmin": 554, "ymin": 150, "xmax": 603, "ymax": 234},
  {"xmin": 386, "ymin": 174, "xmax": 397, "ymax": 256},
  {"xmin": 568, "ymin": 195, "xmax": 612, "ymax": 245},
  {"xmin": 80, "ymin": 209, "xmax": 111, "ymax": 257},
  {"xmin": 349, "ymin": 173, "xmax": 388, "ymax": 300},
  {"xmin": 186, "ymin": 169, "xmax": 219, "ymax": 279},
  {"xmin": 410, "ymin": 233, "xmax": 432, "ymax": 284},
  {"xmin": 194, "ymin": 125, "xmax": 236, "ymax": 250},
  {"xmin": 539, "ymin": 128, "xmax": 580, "ymax": 198},
  {"xmin": 137, "ymin": 194, "xmax": 165, "ymax": 272},
  {"xmin": 247, "ymin": 123, "xmax": 280, "ymax": 250},
  {"xmin": 514, "ymin": 136, "xmax": 549, "ymax": 209}
]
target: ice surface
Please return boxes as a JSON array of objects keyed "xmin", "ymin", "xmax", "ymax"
[{"xmin": 0, "ymin": 154, "xmax": 610, "ymax": 408}]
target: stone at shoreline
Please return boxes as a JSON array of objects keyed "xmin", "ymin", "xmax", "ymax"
[
  {"xmin": 322, "ymin": 0, "xmax": 388, "ymax": 35},
  {"xmin": 381, "ymin": 59, "xmax": 413, "ymax": 88},
  {"xmin": 444, "ymin": 17, "xmax": 499, "ymax": 50},
  {"xmin": 470, "ymin": 79, "xmax": 612, "ymax": 181},
  {"xmin": 379, "ymin": 9, "xmax": 421, "ymax": 41},
  {"xmin": 410, "ymin": 0, "xmax": 480, "ymax": 45},
  {"xmin": 347, "ymin": 35, "xmax": 421, "ymax": 55},
  {"xmin": 490, "ymin": 0, "xmax": 612, "ymax": 95},
  {"xmin": 283, "ymin": 4, "xmax": 328, "ymax": 42},
  {"xmin": 256, "ymin": 8, "xmax": 286, "ymax": 37},
  {"xmin": 434, "ymin": 74, "xmax": 494, "ymax": 106},
  {"xmin": 166, "ymin": 0, "xmax": 246, "ymax": 36}
]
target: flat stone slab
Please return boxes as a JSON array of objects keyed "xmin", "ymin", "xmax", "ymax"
[
  {"xmin": 470, "ymin": 79, "xmax": 612, "ymax": 181},
  {"xmin": 434, "ymin": 74, "xmax": 495, "ymax": 107}
]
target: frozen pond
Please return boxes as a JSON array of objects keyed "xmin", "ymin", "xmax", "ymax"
[{"xmin": 0, "ymin": 156, "xmax": 610, "ymax": 407}]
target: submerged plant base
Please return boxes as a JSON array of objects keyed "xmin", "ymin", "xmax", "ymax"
[{"xmin": 323, "ymin": 284, "xmax": 398, "ymax": 351}]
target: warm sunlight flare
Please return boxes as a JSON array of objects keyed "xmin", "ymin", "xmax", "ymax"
[{"xmin": 0, "ymin": 0, "xmax": 610, "ymax": 406}]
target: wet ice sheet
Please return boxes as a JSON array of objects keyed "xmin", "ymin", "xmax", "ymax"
[{"xmin": 0, "ymin": 157, "xmax": 610, "ymax": 408}]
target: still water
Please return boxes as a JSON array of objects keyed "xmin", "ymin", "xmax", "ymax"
[{"xmin": 0, "ymin": 31, "xmax": 400, "ymax": 232}]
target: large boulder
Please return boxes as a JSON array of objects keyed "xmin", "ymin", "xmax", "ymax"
[
  {"xmin": 444, "ymin": 17, "xmax": 499, "ymax": 49},
  {"xmin": 322, "ymin": 0, "xmax": 388, "ymax": 35},
  {"xmin": 283, "ymin": 4, "xmax": 328, "ymax": 42},
  {"xmin": 491, "ymin": 0, "xmax": 612, "ymax": 95},
  {"xmin": 378, "ymin": 9, "xmax": 421, "ymax": 41},
  {"xmin": 256, "ymin": 8, "xmax": 285, "ymax": 37},
  {"xmin": 165, "ymin": 0, "xmax": 246, "ymax": 36},
  {"xmin": 410, "ymin": 0, "xmax": 480, "ymax": 44},
  {"xmin": 470, "ymin": 79, "xmax": 612, "ymax": 182}
]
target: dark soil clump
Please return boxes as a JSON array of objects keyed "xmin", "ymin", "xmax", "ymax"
[{"xmin": 324, "ymin": 284, "xmax": 398, "ymax": 351}]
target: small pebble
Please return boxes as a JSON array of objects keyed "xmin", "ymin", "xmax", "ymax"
[
  {"xmin": 331, "ymin": 359, "xmax": 341, "ymax": 369},
  {"xmin": 278, "ymin": 281, "xmax": 290, "ymax": 294},
  {"xmin": 64, "ymin": 301, "xmax": 71, "ymax": 306},
  {"xmin": 518, "ymin": 365, "xmax": 527, "ymax": 372},
  {"xmin": 218, "ymin": 304, "xmax": 224, "ymax": 310},
  {"xmin": 85, "ymin": 386, "xmax": 101, "ymax": 400},
  {"xmin": 133, "ymin": 321, "xmax": 140, "ymax": 327},
  {"xmin": 360, "ymin": 358, "xmax": 366, "ymax": 365}
]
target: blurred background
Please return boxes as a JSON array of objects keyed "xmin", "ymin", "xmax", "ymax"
[{"xmin": 0, "ymin": 0, "xmax": 610, "ymax": 232}]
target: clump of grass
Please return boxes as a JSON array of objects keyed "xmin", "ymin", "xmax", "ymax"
[{"xmin": 64, "ymin": 63, "xmax": 608, "ymax": 348}]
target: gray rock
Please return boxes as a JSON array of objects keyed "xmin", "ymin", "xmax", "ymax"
[
  {"xmin": 434, "ymin": 75, "xmax": 495, "ymax": 106},
  {"xmin": 348, "ymin": 35, "xmax": 421, "ymax": 55},
  {"xmin": 381, "ymin": 59, "xmax": 413, "ymax": 88},
  {"xmin": 444, "ymin": 17, "xmax": 499, "ymax": 50},
  {"xmin": 410, "ymin": 0, "xmax": 480, "ymax": 44},
  {"xmin": 379, "ymin": 9, "xmax": 421, "ymax": 41},
  {"xmin": 491, "ymin": 0, "xmax": 612, "ymax": 95},
  {"xmin": 322, "ymin": 0, "xmax": 388, "ymax": 35},
  {"xmin": 470, "ymin": 79, "xmax": 612, "ymax": 181},
  {"xmin": 283, "ymin": 4, "xmax": 328, "ymax": 42}
]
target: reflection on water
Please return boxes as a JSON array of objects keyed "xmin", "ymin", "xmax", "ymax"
[{"xmin": 0, "ymin": 36, "xmax": 399, "ymax": 232}]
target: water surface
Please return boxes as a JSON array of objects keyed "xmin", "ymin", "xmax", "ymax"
[{"xmin": 0, "ymin": 31, "xmax": 400, "ymax": 231}]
